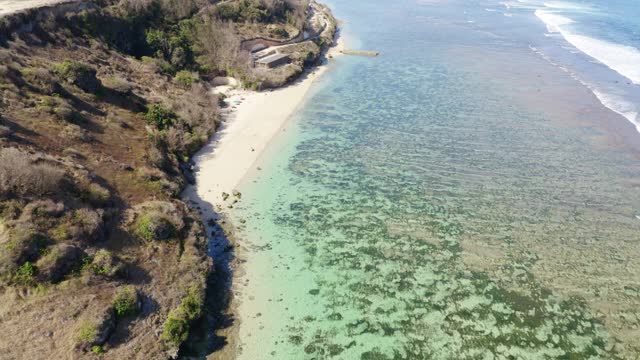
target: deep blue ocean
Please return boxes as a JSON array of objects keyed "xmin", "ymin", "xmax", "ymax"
[{"xmin": 227, "ymin": 0, "xmax": 640, "ymax": 358}]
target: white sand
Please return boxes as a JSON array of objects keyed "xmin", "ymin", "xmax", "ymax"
[
  {"xmin": 0, "ymin": 0, "xmax": 69, "ymax": 15},
  {"xmin": 183, "ymin": 33, "xmax": 346, "ymax": 360},
  {"xmin": 184, "ymin": 37, "xmax": 344, "ymax": 212}
]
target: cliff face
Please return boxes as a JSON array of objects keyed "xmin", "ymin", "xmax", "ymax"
[{"xmin": 0, "ymin": 1, "xmax": 214, "ymax": 359}]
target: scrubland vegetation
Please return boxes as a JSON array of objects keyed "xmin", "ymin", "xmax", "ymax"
[{"xmin": 0, "ymin": 0, "xmax": 335, "ymax": 358}]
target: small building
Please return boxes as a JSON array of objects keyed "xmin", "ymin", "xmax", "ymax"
[{"xmin": 255, "ymin": 53, "xmax": 291, "ymax": 69}]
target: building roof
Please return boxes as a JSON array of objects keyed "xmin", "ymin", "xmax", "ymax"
[{"xmin": 256, "ymin": 53, "xmax": 290, "ymax": 65}]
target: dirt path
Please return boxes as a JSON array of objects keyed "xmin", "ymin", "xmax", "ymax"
[{"xmin": 0, "ymin": 0, "xmax": 70, "ymax": 16}]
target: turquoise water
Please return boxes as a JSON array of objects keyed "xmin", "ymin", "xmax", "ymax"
[{"xmin": 227, "ymin": 0, "xmax": 640, "ymax": 358}]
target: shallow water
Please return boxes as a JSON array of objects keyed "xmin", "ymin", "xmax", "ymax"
[{"xmin": 226, "ymin": 0, "xmax": 640, "ymax": 358}]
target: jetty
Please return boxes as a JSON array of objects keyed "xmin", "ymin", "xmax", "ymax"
[{"xmin": 340, "ymin": 49, "xmax": 380, "ymax": 57}]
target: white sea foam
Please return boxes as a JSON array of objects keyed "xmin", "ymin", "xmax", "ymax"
[
  {"xmin": 591, "ymin": 90, "xmax": 640, "ymax": 132},
  {"xmin": 535, "ymin": 10, "xmax": 640, "ymax": 85},
  {"xmin": 535, "ymin": 10, "xmax": 573, "ymax": 32},
  {"xmin": 542, "ymin": 1, "xmax": 593, "ymax": 11},
  {"xmin": 529, "ymin": 44, "xmax": 640, "ymax": 132}
]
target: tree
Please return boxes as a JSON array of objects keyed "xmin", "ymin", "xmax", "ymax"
[{"xmin": 197, "ymin": 17, "xmax": 245, "ymax": 72}]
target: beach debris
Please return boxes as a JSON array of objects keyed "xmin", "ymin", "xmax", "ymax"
[{"xmin": 221, "ymin": 192, "xmax": 230, "ymax": 201}]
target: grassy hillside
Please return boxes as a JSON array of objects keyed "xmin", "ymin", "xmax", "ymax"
[{"xmin": 0, "ymin": 0, "xmax": 334, "ymax": 358}]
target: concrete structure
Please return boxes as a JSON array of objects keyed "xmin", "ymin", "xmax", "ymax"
[{"xmin": 255, "ymin": 53, "xmax": 291, "ymax": 69}]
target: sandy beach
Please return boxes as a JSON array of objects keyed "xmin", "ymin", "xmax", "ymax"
[
  {"xmin": 183, "ymin": 37, "xmax": 344, "ymax": 212},
  {"xmin": 181, "ymin": 34, "xmax": 344, "ymax": 358}
]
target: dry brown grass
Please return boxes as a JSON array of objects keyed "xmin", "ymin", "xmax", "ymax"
[
  {"xmin": 0, "ymin": 0, "xmax": 278, "ymax": 356},
  {"xmin": 0, "ymin": 148, "xmax": 65, "ymax": 197}
]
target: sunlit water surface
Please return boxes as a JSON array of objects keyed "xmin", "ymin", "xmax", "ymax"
[{"xmin": 224, "ymin": 0, "xmax": 640, "ymax": 358}]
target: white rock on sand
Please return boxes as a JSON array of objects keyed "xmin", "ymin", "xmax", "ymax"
[{"xmin": 183, "ymin": 36, "xmax": 345, "ymax": 212}]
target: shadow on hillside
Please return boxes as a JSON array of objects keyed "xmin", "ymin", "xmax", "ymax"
[
  {"xmin": 181, "ymin": 189, "xmax": 237, "ymax": 358},
  {"xmin": 98, "ymin": 87, "xmax": 147, "ymax": 114}
]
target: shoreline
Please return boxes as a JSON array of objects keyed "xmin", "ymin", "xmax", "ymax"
[
  {"xmin": 182, "ymin": 30, "xmax": 346, "ymax": 358},
  {"xmin": 184, "ymin": 34, "xmax": 344, "ymax": 211}
]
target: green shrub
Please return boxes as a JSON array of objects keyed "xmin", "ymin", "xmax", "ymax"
[
  {"xmin": 53, "ymin": 60, "xmax": 100, "ymax": 93},
  {"xmin": 134, "ymin": 212, "xmax": 175, "ymax": 241},
  {"xmin": 161, "ymin": 309, "xmax": 190, "ymax": 345},
  {"xmin": 270, "ymin": 27, "xmax": 289, "ymax": 39},
  {"xmin": 0, "ymin": 200, "xmax": 22, "ymax": 220},
  {"xmin": 91, "ymin": 345, "xmax": 105, "ymax": 355},
  {"xmin": 89, "ymin": 249, "xmax": 122, "ymax": 277},
  {"xmin": 180, "ymin": 286, "xmax": 203, "ymax": 320},
  {"xmin": 160, "ymin": 286, "xmax": 204, "ymax": 345},
  {"xmin": 76, "ymin": 321, "xmax": 98, "ymax": 344},
  {"xmin": 53, "ymin": 60, "xmax": 93, "ymax": 79},
  {"xmin": 146, "ymin": 29, "xmax": 169, "ymax": 58},
  {"xmin": 1, "ymin": 229, "xmax": 49, "ymax": 276},
  {"xmin": 113, "ymin": 285, "xmax": 139, "ymax": 318},
  {"xmin": 144, "ymin": 104, "xmax": 176, "ymax": 130},
  {"xmin": 215, "ymin": 3, "xmax": 240, "ymax": 21},
  {"xmin": 174, "ymin": 70, "xmax": 195, "ymax": 88},
  {"xmin": 14, "ymin": 261, "xmax": 37, "ymax": 285}
]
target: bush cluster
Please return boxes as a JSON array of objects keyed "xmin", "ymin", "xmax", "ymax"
[
  {"xmin": 88, "ymin": 249, "xmax": 123, "ymax": 277},
  {"xmin": 145, "ymin": 19, "xmax": 196, "ymax": 73},
  {"xmin": 76, "ymin": 322, "xmax": 98, "ymax": 344},
  {"xmin": 13, "ymin": 261, "xmax": 37, "ymax": 285},
  {"xmin": 161, "ymin": 286, "xmax": 203, "ymax": 345},
  {"xmin": 144, "ymin": 104, "xmax": 177, "ymax": 130},
  {"xmin": 214, "ymin": 0, "xmax": 300, "ymax": 24},
  {"xmin": 134, "ymin": 211, "xmax": 175, "ymax": 241},
  {"xmin": 113, "ymin": 285, "xmax": 139, "ymax": 318},
  {"xmin": 0, "ymin": 228, "xmax": 48, "ymax": 277},
  {"xmin": 174, "ymin": 70, "xmax": 196, "ymax": 87},
  {"xmin": 53, "ymin": 60, "xmax": 101, "ymax": 93}
]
